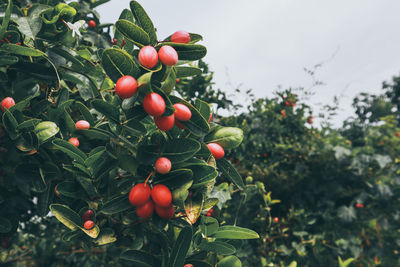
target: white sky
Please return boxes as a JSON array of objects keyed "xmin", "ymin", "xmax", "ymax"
[{"xmin": 97, "ymin": 0, "xmax": 400, "ymax": 126}]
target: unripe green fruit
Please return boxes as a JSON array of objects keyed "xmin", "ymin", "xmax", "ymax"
[
  {"xmin": 245, "ymin": 176, "xmax": 253, "ymax": 184},
  {"xmin": 34, "ymin": 121, "xmax": 59, "ymax": 143},
  {"xmin": 204, "ymin": 127, "xmax": 244, "ymax": 149}
]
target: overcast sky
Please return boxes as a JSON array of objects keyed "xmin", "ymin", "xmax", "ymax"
[{"xmin": 97, "ymin": 0, "xmax": 400, "ymax": 126}]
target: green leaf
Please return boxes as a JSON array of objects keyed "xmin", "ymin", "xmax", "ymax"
[
  {"xmin": 79, "ymin": 128, "xmax": 111, "ymax": 140},
  {"xmin": 56, "ymin": 181, "xmax": 87, "ymax": 199},
  {"xmin": 287, "ymin": 261, "xmax": 297, "ymax": 267},
  {"xmin": 205, "ymin": 127, "xmax": 244, "ymax": 149},
  {"xmin": 218, "ymin": 256, "xmax": 242, "ymax": 267},
  {"xmin": 130, "ymin": 0, "xmax": 157, "ymax": 45},
  {"xmin": 200, "ymin": 216, "xmax": 219, "ymax": 236},
  {"xmin": 0, "ymin": 55, "xmax": 18, "ymax": 66},
  {"xmin": 162, "ymin": 138, "xmax": 201, "ymax": 163},
  {"xmin": 175, "ymin": 66, "xmax": 202, "ymax": 78},
  {"xmin": 169, "ymin": 96, "xmax": 210, "ymax": 136},
  {"xmin": 15, "ymin": 4, "xmax": 47, "ymax": 40},
  {"xmin": 168, "ymin": 226, "xmax": 193, "ymax": 267},
  {"xmin": 75, "ymin": 101, "xmax": 95, "ymax": 126},
  {"xmin": 95, "ymin": 228, "xmax": 117, "ymax": 245},
  {"xmin": 2, "ymin": 108, "xmax": 18, "ymax": 139},
  {"xmin": 338, "ymin": 256, "xmax": 355, "ymax": 267},
  {"xmin": 189, "ymin": 164, "xmax": 218, "ymax": 188},
  {"xmin": 37, "ymin": 184, "xmax": 53, "ymax": 217},
  {"xmin": 49, "ymin": 204, "xmax": 81, "ymax": 231},
  {"xmin": 34, "ymin": 121, "xmax": 59, "ymax": 144},
  {"xmin": 199, "ymin": 241, "xmax": 236, "ymax": 255},
  {"xmin": 102, "ymin": 48, "xmax": 140, "ymax": 83},
  {"xmin": 159, "ymin": 43, "xmax": 207, "ymax": 60},
  {"xmin": 0, "ymin": 44, "xmax": 45, "ymax": 57},
  {"xmin": 100, "ymin": 195, "xmax": 131, "ymax": 215},
  {"xmin": 91, "ymin": 99, "xmax": 120, "ymax": 123},
  {"xmin": 0, "ymin": 0, "xmax": 12, "ymax": 39},
  {"xmin": 116, "ymin": 19, "xmax": 150, "ymax": 47},
  {"xmin": 137, "ymin": 144, "xmax": 159, "ymax": 164},
  {"xmin": 52, "ymin": 138, "xmax": 87, "ymax": 164},
  {"xmin": 120, "ymin": 250, "xmax": 160, "ymax": 267},
  {"xmin": 123, "ymin": 118, "xmax": 146, "ymax": 137},
  {"xmin": 75, "ymin": 175, "xmax": 99, "ymax": 199},
  {"xmin": 214, "ymin": 226, "xmax": 259, "ymax": 240},
  {"xmin": 216, "ymin": 158, "xmax": 245, "ymax": 190},
  {"xmin": 0, "ymin": 218, "xmax": 12, "ymax": 233}
]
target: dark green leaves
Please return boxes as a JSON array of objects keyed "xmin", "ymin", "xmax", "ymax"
[
  {"xmin": 199, "ymin": 241, "xmax": 236, "ymax": 255},
  {"xmin": 0, "ymin": 0, "xmax": 12, "ymax": 39},
  {"xmin": 116, "ymin": 19, "xmax": 150, "ymax": 47},
  {"xmin": 175, "ymin": 66, "xmax": 202, "ymax": 78},
  {"xmin": 168, "ymin": 226, "xmax": 193, "ymax": 267},
  {"xmin": 0, "ymin": 43, "xmax": 45, "ymax": 57},
  {"xmin": 0, "ymin": 218, "xmax": 12, "ymax": 233},
  {"xmin": 120, "ymin": 250, "xmax": 160, "ymax": 267},
  {"xmin": 52, "ymin": 138, "xmax": 87, "ymax": 164},
  {"xmin": 91, "ymin": 99, "xmax": 120, "ymax": 123},
  {"xmin": 102, "ymin": 48, "xmax": 140, "ymax": 82},
  {"xmin": 217, "ymin": 158, "xmax": 245, "ymax": 190},
  {"xmin": 162, "ymin": 138, "xmax": 201, "ymax": 163},
  {"xmin": 99, "ymin": 195, "xmax": 131, "ymax": 215},
  {"xmin": 130, "ymin": 0, "xmax": 157, "ymax": 45},
  {"xmin": 159, "ymin": 43, "xmax": 207, "ymax": 60},
  {"xmin": 200, "ymin": 216, "xmax": 219, "ymax": 236}
]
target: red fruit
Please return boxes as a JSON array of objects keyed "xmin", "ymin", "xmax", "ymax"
[
  {"xmin": 136, "ymin": 200, "xmax": 154, "ymax": 218},
  {"xmin": 143, "ymin": 93, "xmax": 166, "ymax": 117},
  {"xmin": 155, "ymin": 157, "xmax": 172, "ymax": 174},
  {"xmin": 138, "ymin": 46, "xmax": 158, "ymax": 69},
  {"xmin": 88, "ymin": 20, "xmax": 96, "ymax": 28},
  {"xmin": 173, "ymin": 103, "xmax": 192, "ymax": 121},
  {"xmin": 121, "ymin": 39, "xmax": 126, "ymax": 48},
  {"xmin": 129, "ymin": 183, "xmax": 151, "ymax": 207},
  {"xmin": 208, "ymin": 113, "xmax": 212, "ymax": 123},
  {"xmin": 158, "ymin": 45, "xmax": 178, "ymax": 66},
  {"xmin": 155, "ymin": 204, "xmax": 174, "ymax": 219},
  {"xmin": 84, "ymin": 220, "xmax": 94, "ymax": 230},
  {"xmin": 75, "ymin": 120, "xmax": 90, "ymax": 130},
  {"xmin": 206, "ymin": 208, "xmax": 214, "ymax": 217},
  {"xmin": 175, "ymin": 120, "xmax": 185, "ymax": 129},
  {"xmin": 154, "ymin": 114, "xmax": 175, "ymax": 131},
  {"xmin": 82, "ymin": 209, "xmax": 94, "ymax": 221},
  {"xmin": 207, "ymin": 143, "xmax": 225, "ymax": 159},
  {"xmin": 273, "ymin": 217, "xmax": 279, "ymax": 223},
  {"xmin": 176, "ymin": 78, "xmax": 180, "ymax": 83},
  {"xmin": 68, "ymin": 137, "xmax": 79, "ymax": 147},
  {"xmin": 1, "ymin": 97, "xmax": 15, "ymax": 112},
  {"xmin": 115, "ymin": 75, "xmax": 138, "ymax": 99},
  {"xmin": 308, "ymin": 116, "xmax": 313, "ymax": 124},
  {"xmin": 395, "ymin": 132, "xmax": 400, "ymax": 137},
  {"xmin": 355, "ymin": 203, "xmax": 364, "ymax": 208},
  {"xmin": 285, "ymin": 101, "xmax": 290, "ymax": 107},
  {"xmin": 111, "ymin": 38, "xmax": 117, "ymax": 45},
  {"xmin": 184, "ymin": 264, "xmax": 194, "ymax": 267},
  {"xmin": 264, "ymin": 153, "xmax": 268, "ymax": 157},
  {"xmin": 151, "ymin": 184, "xmax": 172, "ymax": 208},
  {"xmin": 171, "ymin": 30, "xmax": 190, "ymax": 43}
]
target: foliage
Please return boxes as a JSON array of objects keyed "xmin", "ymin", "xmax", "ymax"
[{"xmin": 0, "ymin": 0, "xmax": 257, "ymax": 266}]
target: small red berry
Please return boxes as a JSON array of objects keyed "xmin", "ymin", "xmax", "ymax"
[
  {"xmin": 273, "ymin": 217, "xmax": 279, "ymax": 223},
  {"xmin": 88, "ymin": 20, "xmax": 96, "ymax": 28},
  {"xmin": 155, "ymin": 157, "xmax": 172, "ymax": 174},
  {"xmin": 207, "ymin": 143, "xmax": 225, "ymax": 159},
  {"xmin": 171, "ymin": 31, "xmax": 190, "ymax": 44},
  {"xmin": 151, "ymin": 184, "xmax": 172, "ymax": 208},
  {"xmin": 285, "ymin": 101, "xmax": 290, "ymax": 107},
  {"xmin": 154, "ymin": 114, "xmax": 175, "ymax": 131},
  {"xmin": 143, "ymin": 93, "xmax": 166, "ymax": 117},
  {"xmin": 158, "ymin": 45, "xmax": 178, "ymax": 66},
  {"xmin": 115, "ymin": 75, "xmax": 138, "ymax": 99},
  {"xmin": 208, "ymin": 113, "xmax": 212, "ymax": 123},
  {"xmin": 308, "ymin": 116, "xmax": 313, "ymax": 124},
  {"xmin": 173, "ymin": 103, "xmax": 192, "ymax": 121},
  {"xmin": 184, "ymin": 264, "xmax": 194, "ymax": 267},
  {"xmin": 121, "ymin": 39, "xmax": 126, "ymax": 48},
  {"xmin": 155, "ymin": 204, "xmax": 174, "ymax": 219},
  {"xmin": 75, "ymin": 120, "xmax": 90, "ymax": 130},
  {"xmin": 68, "ymin": 137, "xmax": 79, "ymax": 147},
  {"xmin": 84, "ymin": 220, "xmax": 94, "ymax": 230},
  {"xmin": 176, "ymin": 78, "xmax": 180, "ymax": 83},
  {"xmin": 138, "ymin": 46, "xmax": 158, "ymax": 69},
  {"xmin": 355, "ymin": 203, "xmax": 364, "ymax": 208},
  {"xmin": 82, "ymin": 209, "xmax": 94, "ymax": 221},
  {"xmin": 129, "ymin": 183, "xmax": 151, "ymax": 207},
  {"xmin": 111, "ymin": 38, "xmax": 117, "ymax": 45},
  {"xmin": 136, "ymin": 200, "xmax": 154, "ymax": 218},
  {"xmin": 1, "ymin": 97, "xmax": 15, "ymax": 112}
]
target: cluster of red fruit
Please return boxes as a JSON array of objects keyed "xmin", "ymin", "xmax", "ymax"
[
  {"xmin": 129, "ymin": 157, "xmax": 174, "ymax": 219},
  {"xmin": 205, "ymin": 208, "xmax": 214, "ymax": 217},
  {"xmin": 355, "ymin": 203, "xmax": 364, "ymax": 209},
  {"xmin": 82, "ymin": 209, "xmax": 95, "ymax": 230}
]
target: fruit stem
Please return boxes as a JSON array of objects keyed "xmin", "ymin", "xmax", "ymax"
[{"xmin": 144, "ymin": 171, "xmax": 154, "ymax": 185}]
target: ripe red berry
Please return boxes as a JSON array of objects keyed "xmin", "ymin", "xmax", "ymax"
[
  {"xmin": 154, "ymin": 114, "xmax": 175, "ymax": 131},
  {"xmin": 111, "ymin": 38, "xmax": 117, "ymax": 45},
  {"xmin": 138, "ymin": 46, "xmax": 158, "ymax": 69},
  {"xmin": 155, "ymin": 157, "xmax": 172, "ymax": 174},
  {"xmin": 285, "ymin": 101, "xmax": 290, "ymax": 107},
  {"xmin": 208, "ymin": 113, "xmax": 212, "ymax": 123},
  {"xmin": 171, "ymin": 30, "xmax": 190, "ymax": 44},
  {"xmin": 273, "ymin": 217, "xmax": 279, "ymax": 223},
  {"xmin": 84, "ymin": 220, "xmax": 94, "ymax": 230},
  {"xmin": 151, "ymin": 184, "xmax": 172, "ymax": 208},
  {"xmin": 143, "ymin": 93, "xmax": 166, "ymax": 116},
  {"xmin": 308, "ymin": 116, "xmax": 313, "ymax": 124},
  {"xmin": 207, "ymin": 143, "xmax": 225, "ymax": 159},
  {"xmin": 68, "ymin": 137, "xmax": 79, "ymax": 147},
  {"xmin": 355, "ymin": 203, "xmax": 364, "ymax": 208},
  {"xmin": 115, "ymin": 75, "xmax": 138, "ymax": 99},
  {"xmin": 82, "ymin": 209, "xmax": 94, "ymax": 221},
  {"xmin": 158, "ymin": 45, "xmax": 178, "ymax": 66},
  {"xmin": 129, "ymin": 183, "xmax": 151, "ymax": 207},
  {"xmin": 184, "ymin": 264, "xmax": 194, "ymax": 267},
  {"xmin": 1, "ymin": 97, "xmax": 15, "ymax": 112},
  {"xmin": 136, "ymin": 200, "xmax": 154, "ymax": 218},
  {"xmin": 75, "ymin": 120, "xmax": 90, "ymax": 130},
  {"xmin": 173, "ymin": 103, "xmax": 191, "ymax": 121},
  {"xmin": 121, "ymin": 39, "xmax": 126, "ymax": 48},
  {"xmin": 155, "ymin": 204, "xmax": 174, "ymax": 219},
  {"xmin": 176, "ymin": 78, "xmax": 180, "ymax": 83},
  {"xmin": 88, "ymin": 20, "xmax": 96, "ymax": 28}
]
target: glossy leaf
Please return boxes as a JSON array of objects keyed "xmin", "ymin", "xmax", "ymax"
[
  {"xmin": 216, "ymin": 158, "xmax": 245, "ymax": 190},
  {"xmin": 91, "ymin": 99, "xmax": 120, "ymax": 123},
  {"xmin": 116, "ymin": 19, "xmax": 150, "ymax": 47},
  {"xmin": 218, "ymin": 256, "xmax": 242, "ymax": 267},
  {"xmin": 130, "ymin": 0, "xmax": 157, "ymax": 44},
  {"xmin": 102, "ymin": 48, "xmax": 140, "ymax": 82},
  {"xmin": 49, "ymin": 204, "xmax": 81, "ymax": 231},
  {"xmin": 159, "ymin": 43, "xmax": 207, "ymax": 60},
  {"xmin": 162, "ymin": 138, "xmax": 201, "ymax": 163},
  {"xmin": 214, "ymin": 226, "xmax": 259, "ymax": 240},
  {"xmin": 168, "ymin": 226, "xmax": 193, "ymax": 267},
  {"xmin": 199, "ymin": 241, "xmax": 236, "ymax": 255}
]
